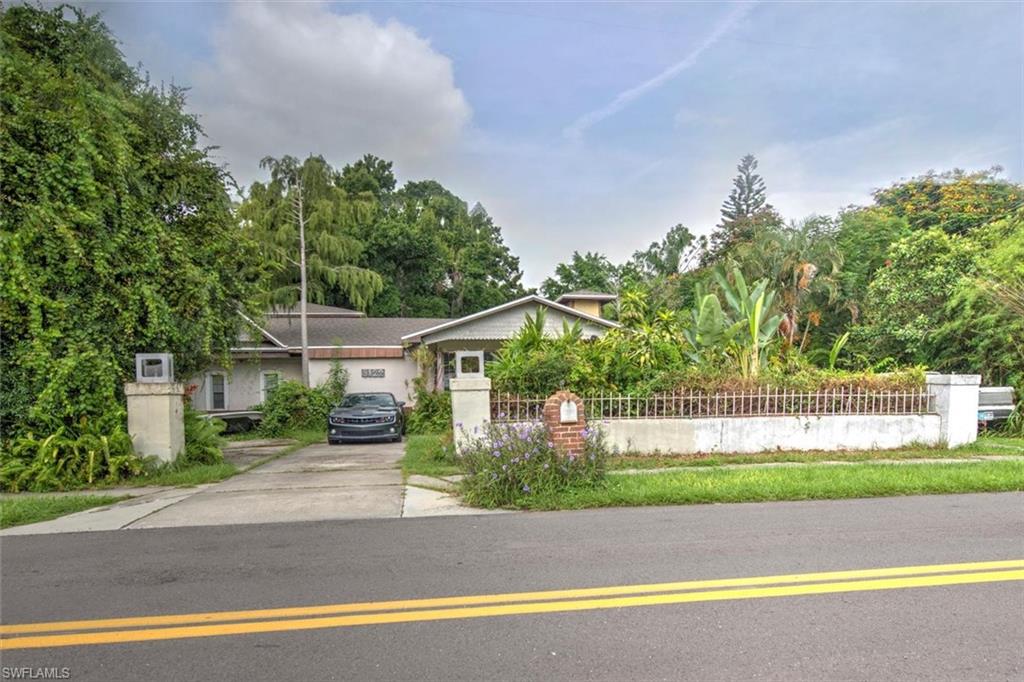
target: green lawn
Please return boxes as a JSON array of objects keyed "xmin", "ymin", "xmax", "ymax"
[
  {"xmin": 401, "ymin": 433, "xmax": 460, "ymax": 478},
  {"xmin": 513, "ymin": 460, "xmax": 1024, "ymax": 511},
  {"xmin": 127, "ymin": 462, "xmax": 238, "ymax": 488},
  {"xmin": 608, "ymin": 435, "xmax": 1024, "ymax": 471},
  {"xmin": 0, "ymin": 495, "xmax": 130, "ymax": 529}
]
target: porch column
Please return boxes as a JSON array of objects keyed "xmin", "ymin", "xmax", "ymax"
[
  {"xmin": 450, "ymin": 377, "xmax": 491, "ymax": 452},
  {"xmin": 926, "ymin": 373, "xmax": 981, "ymax": 448}
]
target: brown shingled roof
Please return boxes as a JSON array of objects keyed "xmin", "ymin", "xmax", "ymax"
[{"xmin": 255, "ymin": 316, "xmax": 452, "ymax": 348}]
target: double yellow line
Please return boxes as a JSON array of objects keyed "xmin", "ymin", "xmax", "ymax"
[{"xmin": 2, "ymin": 559, "xmax": 1021, "ymax": 650}]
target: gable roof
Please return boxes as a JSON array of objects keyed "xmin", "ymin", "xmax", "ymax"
[
  {"xmin": 266, "ymin": 303, "xmax": 365, "ymax": 318},
  {"xmin": 254, "ymin": 316, "xmax": 452, "ymax": 348},
  {"xmin": 400, "ymin": 295, "xmax": 619, "ymax": 343},
  {"xmin": 555, "ymin": 290, "xmax": 617, "ymax": 304}
]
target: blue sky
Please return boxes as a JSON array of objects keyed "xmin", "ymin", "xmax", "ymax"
[{"xmin": 95, "ymin": 1, "xmax": 1023, "ymax": 286}]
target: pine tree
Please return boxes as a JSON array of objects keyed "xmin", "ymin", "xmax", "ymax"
[
  {"xmin": 720, "ymin": 154, "xmax": 767, "ymax": 224},
  {"xmin": 704, "ymin": 154, "xmax": 780, "ymax": 264}
]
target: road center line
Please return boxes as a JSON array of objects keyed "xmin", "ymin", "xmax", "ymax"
[
  {"xmin": 1, "ymin": 561, "xmax": 1022, "ymax": 649},
  {"xmin": 2, "ymin": 559, "xmax": 1020, "ymax": 636}
]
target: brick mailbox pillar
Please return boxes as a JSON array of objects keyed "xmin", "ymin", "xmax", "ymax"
[{"xmin": 543, "ymin": 391, "xmax": 586, "ymax": 456}]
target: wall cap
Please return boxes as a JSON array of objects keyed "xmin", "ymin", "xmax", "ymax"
[
  {"xmin": 124, "ymin": 382, "xmax": 185, "ymax": 396},
  {"xmin": 449, "ymin": 377, "xmax": 492, "ymax": 392},
  {"xmin": 925, "ymin": 374, "xmax": 981, "ymax": 386}
]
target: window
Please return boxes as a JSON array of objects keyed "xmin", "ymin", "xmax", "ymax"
[
  {"xmin": 441, "ymin": 351, "xmax": 495, "ymax": 389},
  {"xmin": 261, "ymin": 371, "xmax": 280, "ymax": 403},
  {"xmin": 208, "ymin": 373, "xmax": 227, "ymax": 410}
]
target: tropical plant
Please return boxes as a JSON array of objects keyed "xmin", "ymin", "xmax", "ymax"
[
  {"xmin": 180, "ymin": 407, "xmax": 226, "ymax": 466},
  {"xmin": 713, "ymin": 268, "xmax": 784, "ymax": 378},
  {"xmin": 0, "ymin": 417, "xmax": 147, "ymax": 492}
]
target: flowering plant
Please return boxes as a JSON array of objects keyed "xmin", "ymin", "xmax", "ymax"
[{"xmin": 457, "ymin": 420, "xmax": 608, "ymax": 507}]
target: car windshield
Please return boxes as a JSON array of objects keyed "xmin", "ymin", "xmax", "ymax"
[{"xmin": 340, "ymin": 393, "xmax": 395, "ymax": 409}]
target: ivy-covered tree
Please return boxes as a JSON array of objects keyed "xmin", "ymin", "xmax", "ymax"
[{"xmin": 0, "ymin": 5, "xmax": 265, "ymax": 437}]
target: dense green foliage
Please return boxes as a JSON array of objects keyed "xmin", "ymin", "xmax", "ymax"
[
  {"xmin": 539, "ymin": 155, "xmax": 1023, "ymax": 408},
  {"xmin": 255, "ymin": 380, "xmax": 335, "ymax": 437},
  {"xmin": 0, "ymin": 6, "xmax": 264, "ymax": 440},
  {"xmin": 354, "ymin": 179, "xmax": 526, "ymax": 318},
  {"xmin": 458, "ymin": 421, "xmax": 609, "ymax": 508},
  {"xmin": 0, "ymin": 417, "xmax": 147, "ymax": 492}
]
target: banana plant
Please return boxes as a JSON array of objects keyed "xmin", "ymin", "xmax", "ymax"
[
  {"xmin": 681, "ymin": 288, "xmax": 742, "ymax": 364},
  {"xmin": 713, "ymin": 267, "xmax": 784, "ymax": 378}
]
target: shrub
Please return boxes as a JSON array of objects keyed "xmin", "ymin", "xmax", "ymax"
[
  {"xmin": 0, "ymin": 415, "xmax": 148, "ymax": 492},
  {"xmin": 405, "ymin": 389, "xmax": 452, "ymax": 435},
  {"xmin": 180, "ymin": 406, "xmax": 226, "ymax": 466},
  {"xmin": 458, "ymin": 421, "xmax": 609, "ymax": 507},
  {"xmin": 256, "ymin": 380, "xmax": 334, "ymax": 437}
]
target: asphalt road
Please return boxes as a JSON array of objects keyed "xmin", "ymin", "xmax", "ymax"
[{"xmin": 2, "ymin": 493, "xmax": 1023, "ymax": 681}]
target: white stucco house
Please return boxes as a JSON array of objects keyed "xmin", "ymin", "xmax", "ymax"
[{"xmin": 189, "ymin": 292, "xmax": 618, "ymax": 413}]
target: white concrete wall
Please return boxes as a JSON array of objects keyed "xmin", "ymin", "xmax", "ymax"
[
  {"xmin": 603, "ymin": 414, "xmax": 942, "ymax": 455},
  {"xmin": 450, "ymin": 377, "xmax": 492, "ymax": 452},
  {"xmin": 926, "ymin": 373, "xmax": 981, "ymax": 447}
]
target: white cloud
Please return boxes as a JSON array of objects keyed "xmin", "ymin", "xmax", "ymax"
[
  {"xmin": 562, "ymin": 2, "xmax": 756, "ymax": 141},
  {"xmin": 191, "ymin": 2, "xmax": 471, "ymax": 188}
]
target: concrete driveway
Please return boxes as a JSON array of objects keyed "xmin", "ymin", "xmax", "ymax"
[{"xmin": 129, "ymin": 441, "xmax": 405, "ymax": 529}]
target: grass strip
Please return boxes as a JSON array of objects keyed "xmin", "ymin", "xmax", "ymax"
[
  {"xmin": 401, "ymin": 433, "xmax": 460, "ymax": 478},
  {"xmin": 0, "ymin": 495, "xmax": 130, "ymax": 529},
  {"xmin": 608, "ymin": 436, "xmax": 1024, "ymax": 471},
  {"xmin": 513, "ymin": 460, "xmax": 1024, "ymax": 511}
]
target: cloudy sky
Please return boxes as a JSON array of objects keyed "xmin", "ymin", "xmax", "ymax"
[{"xmin": 96, "ymin": 1, "xmax": 1022, "ymax": 286}]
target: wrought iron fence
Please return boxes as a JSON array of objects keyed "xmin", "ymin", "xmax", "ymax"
[{"xmin": 490, "ymin": 387, "xmax": 934, "ymax": 422}]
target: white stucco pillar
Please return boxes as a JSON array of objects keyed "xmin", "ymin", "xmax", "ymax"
[
  {"xmin": 925, "ymin": 373, "xmax": 981, "ymax": 448},
  {"xmin": 450, "ymin": 377, "xmax": 491, "ymax": 452},
  {"xmin": 124, "ymin": 382, "xmax": 185, "ymax": 463}
]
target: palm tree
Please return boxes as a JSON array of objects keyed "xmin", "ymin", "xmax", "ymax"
[{"xmin": 727, "ymin": 217, "xmax": 843, "ymax": 350}]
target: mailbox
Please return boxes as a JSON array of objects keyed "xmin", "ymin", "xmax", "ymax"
[{"xmin": 135, "ymin": 353, "xmax": 175, "ymax": 383}]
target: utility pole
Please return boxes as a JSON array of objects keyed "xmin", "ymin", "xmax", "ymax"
[{"xmin": 294, "ymin": 182, "xmax": 310, "ymax": 387}]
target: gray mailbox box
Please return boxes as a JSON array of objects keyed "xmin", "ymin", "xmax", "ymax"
[{"xmin": 135, "ymin": 353, "xmax": 175, "ymax": 383}]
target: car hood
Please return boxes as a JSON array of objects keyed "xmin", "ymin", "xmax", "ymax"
[{"xmin": 330, "ymin": 406, "xmax": 399, "ymax": 417}]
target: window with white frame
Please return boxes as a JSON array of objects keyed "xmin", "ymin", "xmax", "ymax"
[
  {"xmin": 261, "ymin": 371, "xmax": 281, "ymax": 403},
  {"xmin": 208, "ymin": 373, "xmax": 227, "ymax": 410}
]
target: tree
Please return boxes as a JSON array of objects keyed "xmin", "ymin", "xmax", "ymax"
[
  {"xmin": 833, "ymin": 207, "xmax": 910, "ymax": 323},
  {"xmin": 0, "ymin": 5, "xmax": 265, "ymax": 436},
  {"xmin": 721, "ymin": 154, "xmax": 768, "ymax": 223},
  {"xmin": 622, "ymin": 224, "xmax": 698, "ymax": 281},
  {"xmin": 339, "ymin": 154, "xmax": 396, "ymax": 200},
  {"xmin": 540, "ymin": 252, "xmax": 619, "ymax": 299},
  {"xmin": 366, "ymin": 183, "xmax": 524, "ymax": 317},
  {"xmin": 853, "ymin": 229, "xmax": 979, "ymax": 366},
  {"xmin": 871, "ymin": 167, "xmax": 1024, "ymax": 235},
  {"xmin": 240, "ymin": 155, "xmax": 383, "ymax": 385},
  {"xmin": 728, "ymin": 218, "xmax": 843, "ymax": 350},
  {"xmin": 705, "ymin": 154, "xmax": 783, "ymax": 263}
]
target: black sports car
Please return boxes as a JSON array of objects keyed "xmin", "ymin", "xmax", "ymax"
[{"xmin": 327, "ymin": 392, "xmax": 405, "ymax": 444}]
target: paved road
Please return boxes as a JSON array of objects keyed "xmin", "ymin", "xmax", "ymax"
[{"xmin": 2, "ymin": 493, "xmax": 1023, "ymax": 680}]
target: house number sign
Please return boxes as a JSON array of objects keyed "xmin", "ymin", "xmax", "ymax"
[
  {"xmin": 361, "ymin": 368, "xmax": 385, "ymax": 379},
  {"xmin": 559, "ymin": 400, "xmax": 578, "ymax": 424}
]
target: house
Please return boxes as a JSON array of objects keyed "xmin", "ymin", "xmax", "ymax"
[{"xmin": 189, "ymin": 293, "xmax": 619, "ymax": 412}]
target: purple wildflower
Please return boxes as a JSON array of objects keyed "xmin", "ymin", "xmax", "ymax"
[{"xmin": 522, "ymin": 484, "xmax": 530, "ymax": 493}]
